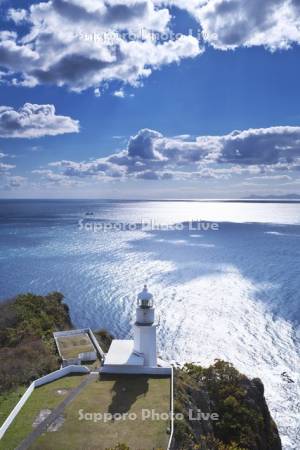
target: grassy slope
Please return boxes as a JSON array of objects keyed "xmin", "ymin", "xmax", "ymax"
[
  {"xmin": 0, "ymin": 375, "xmax": 87, "ymax": 450},
  {"xmin": 30, "ymin": 375, "xmax": 171, "ymax": 450},
  {"xmin": 0, "ymin": 386, "xmax": 26, "ymax": 429}
]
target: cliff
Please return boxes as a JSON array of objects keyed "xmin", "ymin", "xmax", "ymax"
[
  {"xmin": 0, "ymin": 292, "xmax": 112, "ymax": 393},
  {"xmin": 173, "ymin": 360, "xmax": 282, "ymax": 450},
  {"xmin": 0, "ymin": 293, "xmax": 281, "ymax": 450}
]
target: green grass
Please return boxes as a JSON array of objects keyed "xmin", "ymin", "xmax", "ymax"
[
  {"xmin": 31, "ymin": 375, "xmax": 171, "ymax": 450},
  {"xmin": 0, "ymin": 386, "xmax": 26, "ymax": 427},
  {"xmin": 0, "ymin": 375, "xmax": 87, "ymax": 450},
  {"xmin": 56, "ymin": 333, "xmax": 95, "ymax": 359}
]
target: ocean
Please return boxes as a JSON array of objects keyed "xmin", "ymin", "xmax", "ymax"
[{"xmin": 0, "ymin": 199, "xmax": 299, "ymax": 449}]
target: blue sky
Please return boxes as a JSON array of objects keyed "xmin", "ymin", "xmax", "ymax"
[{"xmin": 0, "ymin": 0, "xmax": 300, "ymax": 198}]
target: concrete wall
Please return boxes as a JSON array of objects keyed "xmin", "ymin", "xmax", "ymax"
[
  {"xmin": 53, "ymin": 329, "xmax": 91, "ymax": 361},
  {"xmin": 34, "ymin": 365, "xmax": 89, "ymax": 387},
  {"xmin": 53, "ymin": 329, "xmax": 88, "ymax": 337},
  {"xmin": 0, "ymin": 365, "xmax": 89, "ymax": 440},
  {"xmin": 87, "ymin": 328, "xmax": 105, "ymax": 360},
  {"xmin": 53, "ymin": 328, "xmax": 105, "ymax": 362},
  {"xmin": 0, "ymin": 382, "xmax": 35, "ymax": 440},
  {"xmin": 62, "ymin": 358, "xmax": 81, "ymax": 367},
  {"xmin": 79, "ymin": 351, "xmax": 97, "ymax": 361},
  {"xmin": 101, "ymin": 365, "xmax": 171, "ymax": 375}
]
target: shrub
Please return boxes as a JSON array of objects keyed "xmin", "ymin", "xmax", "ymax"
[{"xmin": 0, "ymin": 292, "xmax": 72, "ymax": 393}]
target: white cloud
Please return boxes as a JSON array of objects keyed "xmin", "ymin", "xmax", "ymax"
[
  {"xmin": 7, "ymin": 8, "xmax": 28, "ymax": 24},
  {"xmin": 177, "ymin": 0, "xmax": 300, "ymax": 50},
  {"xmin": 0, "ymin": 162, "xmax": 15, "ymax": 173},
  {"xmin": 0, "ymin": 0, "xmax": 202, "ymax": 91},
  {"xmin": 32, "ymin": 169, "xmax": 77, "ymax": 185},
  {"xmin": 246, "ymin": 175, "xmax": 292, "ymax": 181},
  {"xmin": 113, "ymin": 88, "xmax": 125, "ymax": 98},
  {"xmin": 0, "ymin": 174, "xmax": 27, "ymax": 191},
  {"xmin": 4, "ymin": 175, "xmax": 26, "ymax": 188},
  {"xmin": 0, "ymin": 151, "xmax": 20, "ymax": 191},
  {"xmin": 0, "ymin": 31, "xmax": 39, "ymax": 73},
  {"xmin": 0, "ymin": 103, "xmax": 79, "ymax": 138},
  {"xmin": 1, "ymin": 0, "xmax": 298, "ymax": 92},
  {"xmin": 44, "ymin": 124, "xmax": 300, "ymax": 182}
]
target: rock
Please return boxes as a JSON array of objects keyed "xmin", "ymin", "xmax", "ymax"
[{"xmin": 173, "ymin": 360, "xmax": 282, "ymax": 450}]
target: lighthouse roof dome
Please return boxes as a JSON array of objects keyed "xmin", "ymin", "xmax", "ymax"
[{"xmin": 138, "ymin": 285, "xmax": 153, "ymax": 301}]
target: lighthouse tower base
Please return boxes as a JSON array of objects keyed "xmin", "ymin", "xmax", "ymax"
[{"xmin": 134, "ymin": 324, "xmax": 157, "ymax": 367}]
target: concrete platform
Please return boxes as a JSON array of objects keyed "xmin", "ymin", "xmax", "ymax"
[{"xmin": 102, "ymin": 339, "xmax": 172, "ymax": 375}]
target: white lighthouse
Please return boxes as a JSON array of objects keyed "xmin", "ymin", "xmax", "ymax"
[
  {"xmin": 102, "ymin": 285, "xmax": 171, "ymax": 375},
  {"xmin": 134, "ymin": 285, "xmax": 157, "ymax": 367}
]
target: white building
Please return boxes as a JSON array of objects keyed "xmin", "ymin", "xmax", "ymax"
[{"xmin": 101, "ymin": 286, "xmax": 171, "ymax": 375}]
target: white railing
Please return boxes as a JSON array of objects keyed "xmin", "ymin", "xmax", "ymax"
[
  {"xmin": 167, "ymin": 366, "xmax": 174, "ymax": 450},
  {"xmin": 87, "ymin": 328, "xmax": 105, "ymax": 360},
  {"xmin": 0, "ymin": 365, "xmax": 89, "ymax": 440},
  {"xmin": 53, "ymin": 329, "xmax": 88, "ymax": 337},
  {"xmin": 0, "ymin": 382, "xmax": 35, "ymax": 440}
]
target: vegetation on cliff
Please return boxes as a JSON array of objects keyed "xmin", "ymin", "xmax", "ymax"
[
  {"xmin": 94, "ymin": 329, "xmax": 114, "ymax": 353},
  {"xmin": 0, "ymin": 292, "xmax": 72, "ymax": 393},
  {"xmin": 173, "ymin": 360, "xmax": 282, "ymax": 450},
  {"xmin": 0, "ymin": 294, "xmax": 281, "ymax": 450},
  {"xmin": 0, "ymin": 292, "xmax": 112, "ymax": 393}
]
